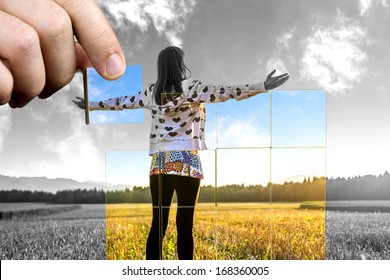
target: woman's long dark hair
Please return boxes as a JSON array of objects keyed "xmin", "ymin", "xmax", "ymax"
[{"xmin": 153, "ymin": 46, "xmax": 191, "ymax": 106}]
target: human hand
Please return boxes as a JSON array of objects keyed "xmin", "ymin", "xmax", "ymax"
[
  {"xmin": 264, "ymin": 70, "xmax": 290, "ymax": 90},
  {"xmin": 72, "ymin": 96, "xmax": 85, "ymax": 109},
  {"xmin": 0, "ymin": 0, "xmax": 126, "ymax": 108}
]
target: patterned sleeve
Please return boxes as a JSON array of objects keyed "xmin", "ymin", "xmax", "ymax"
[
  {"xmin": 185, "ymin": 80, "xmax": 267, "ymax": 103},
  {"xmin": 89, "ymin": 89, "xmax": 149, "ymax": 111}
]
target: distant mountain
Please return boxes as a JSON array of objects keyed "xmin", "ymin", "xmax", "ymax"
[
  {"xmin": 0, "ymin": 174, "xmax": 113, "ymax": 193},
  {"xmin": 277, "ymin": 173, "xmax": 323, "ymax": 184}
]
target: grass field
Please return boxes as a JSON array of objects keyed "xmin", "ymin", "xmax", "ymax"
[
  {"xmin": 2, "ymin": 201, "xmax": 390, "ymax": 260},
  {"xmin": 326, "ymin": 210, "xmax": 390, "ymax": 260},
  {"xmin": 326, "ymin": 200, "xmax": 390, "ymax": 213},
  {"xmin": 0, "ymin": 204, "xmax": 106, "ymax": 260},
  {"xmin": 325, "ymin": 200, "xmax": 390, "ymax": 260},
  {"xmin": 106, "ymin": 202, "xmax": 326, "ymax": 260}
]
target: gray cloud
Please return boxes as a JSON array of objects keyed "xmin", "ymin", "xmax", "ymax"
[
  {"xmin": 300, "ymin": 12, "xmax": 367, "ymax": 95},
  {"xmin": 98, "ymin": 0, "xmax": 197, "ymax": 47},
  {"xmin": 359, "ymin": 0, "xmax": 390, "ymax": 16}
]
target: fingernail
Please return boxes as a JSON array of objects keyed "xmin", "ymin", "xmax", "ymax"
[{"xmin": 106, "ymin": 53, "xmax": 125, "ymax": 79}]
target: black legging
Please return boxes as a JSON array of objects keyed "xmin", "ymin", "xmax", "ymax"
[{"xmin": 146, "ymin": 174, "xmax": 201, "ymax": 260}]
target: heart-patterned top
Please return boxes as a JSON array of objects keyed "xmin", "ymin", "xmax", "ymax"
[{"xmin": 89, "ymin": 79, "xmax": 266, "ymax": 153}]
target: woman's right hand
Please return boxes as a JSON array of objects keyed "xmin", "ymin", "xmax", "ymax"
[
  {"xmin": 264, "ymin": 69, "xmax": 290, "ymax": 90},
  {"xmin": 73, "ymin": 96, "xmax": 85, "ymax": 109}
]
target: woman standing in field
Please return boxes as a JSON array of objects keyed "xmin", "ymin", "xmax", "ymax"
[{"xmin": 74, "ymin": 46, "xmax": 289, "ymax": 260}]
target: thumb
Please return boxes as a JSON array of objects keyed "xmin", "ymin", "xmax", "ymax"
[{"xmin": 267, "ymin": 69, "xmax": 276, "ymax": 79}]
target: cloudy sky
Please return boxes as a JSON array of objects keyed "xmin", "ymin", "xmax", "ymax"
[{"xmin": 0, "ymin": 0, "xmax": 389, "ymax": 186}]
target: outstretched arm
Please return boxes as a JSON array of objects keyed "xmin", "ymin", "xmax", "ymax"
[
  {"xmin": 73, "ymin": 90, "xmax": 149, "ymax": 111},
  {"xmin": 186, "ymin": 70, "xmax": 290, "ymax": 104}
]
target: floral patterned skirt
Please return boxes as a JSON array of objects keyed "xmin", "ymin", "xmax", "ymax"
[{"xmin": 149, "ymin": 150, "xmax": 204, "ymax": 179}]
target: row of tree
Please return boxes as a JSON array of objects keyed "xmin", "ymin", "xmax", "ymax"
[
  {"xmin": 1, "ymin": 172, "xmax": 389, "ymax": 203},
  {"xmin": 0, "ymin": 177, "xmax": 326, "ymax": 203},
  {"xmin": 326, "ymin": 171, "xmax": 390, "ymax": 200},
  {"xmin": 0, "ymin": 188, "xmax": 105, "ymax": 204},
  {"xmin": 198, "ymin": 176, "xmax": 325, "ymax": 202}
]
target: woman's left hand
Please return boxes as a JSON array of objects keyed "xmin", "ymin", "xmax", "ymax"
[
  {"xmin": 72, "ymin": 96, "xmax": 85, "ymax": 109},
  {"xmin": 264, "ymin": 70, "xmax": 290, "ymax": 90}
]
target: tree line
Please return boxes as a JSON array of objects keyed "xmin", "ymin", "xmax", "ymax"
[
  {"xmin": 1, "ymin": 172, "xmax": 388, "ymax": 203},
  {"xmin": 0, "ymin": 188, "xmax": 105, "ymax": 204},
  {"xmin": 1, "ymin": 177, "xmax": 325, "ymax": 203},
  {"xmin": 326, "ymin": 171, "xmax": 390, "ymax": 200}
]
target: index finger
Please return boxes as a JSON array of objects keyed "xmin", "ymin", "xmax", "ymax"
[
  {"xmin": 274, "ymin": 73, "xmax": 290, "ymax": 79},
  {"xmin": 55, "ymin": 0, "xmax": 126, "ymax": 80}
]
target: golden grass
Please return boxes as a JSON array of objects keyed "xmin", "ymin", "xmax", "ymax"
[{"xmin": 106, "ymin": 203, "xmax": 325, "ymax": 260}]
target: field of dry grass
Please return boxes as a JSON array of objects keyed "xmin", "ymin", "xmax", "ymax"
[
  {"xmin": 326, "ymin": 211, "xmax": 390, "ymax": 260},
  {"xmin": 2, "ymin": 201, "xmax": 389, "ymax": 260},
  {"xmin": 0, "ymin": 204, "xmax": 106, "ymax": 260},
  {"xmin": 106, "ymin": 203, "xmax": 325, "ymax": 260}
]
